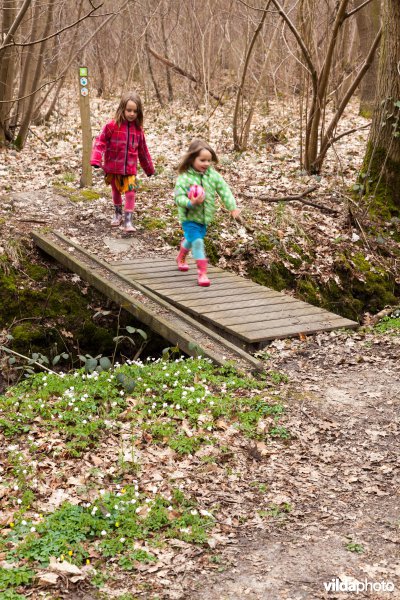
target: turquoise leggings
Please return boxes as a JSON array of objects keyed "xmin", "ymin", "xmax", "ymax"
[{"xmin": 182, "ymin": 237, "xmax": 205, "ymax": 259}]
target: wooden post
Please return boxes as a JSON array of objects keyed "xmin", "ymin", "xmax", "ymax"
[{"xmin": 78, "ymin": 66, "xmax": 92, "ymax": 187}]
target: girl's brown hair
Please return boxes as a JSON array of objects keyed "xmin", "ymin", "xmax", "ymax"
[
  {"xmin": 114, "ymin": 92, "xmax": 144, "ymax": 127},
  {"xmin": 178, "ymin": 139, "xmax": 218, "ymax": 173}
]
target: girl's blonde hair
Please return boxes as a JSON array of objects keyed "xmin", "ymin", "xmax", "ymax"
[
  {"xmin": 114, "ymin": 92, "xmax": 144, "ymax": 127},
  {"xmin": 178, "ymin": 139, "xmax": 218, "ymax": 173}
]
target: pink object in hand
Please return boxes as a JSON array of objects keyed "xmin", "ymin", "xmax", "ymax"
[{"xmin": 188, "ymin": 184, "xmax": 205, "ymax": 201}]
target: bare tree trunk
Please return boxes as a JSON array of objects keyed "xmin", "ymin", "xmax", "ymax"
[
  {"xmin": 161, "ymin": 3, "xmax": 173, "ymax": 102},
  {"xmin": 15, "ymin": 0, "xmax": 56, "ymax": 149},
  {"xmin": 0, "ymin": 0, "xmax": 31, "ymax": 49},
  {"xmin": 145, "ymin": 30, "xmax": 164, "ymax": 106},
  {"xmin": 36, "ymin": 0, "xmax": 127, "ymax": 123},
  {"xmin": 355, "ymin": 0, "xmax": 381, "ymax": 117},
  {"xmin": 14, "ymin": 1, "xmax": 42, "ymax": 131},
  {"xmin": 314, "ymin": 26, "xmax": 381, "ymax": 172},
  {"xmin": 271, "ymin": 0, "xmax": 380, "ymax": 173},
  {"xmin": 360, "ymin": 0, "xmax": 400, "ymax": 217},
  {"xmin": 0, "ymin": 0, "xmax": 17, "ymax": 143},
  {"xmin": 305, "ymin": 0, "xmax": 349, "ymax": 173},
  {"xmin": 232, "ymin": 1, "xmax": 270, "ymax": 151}
]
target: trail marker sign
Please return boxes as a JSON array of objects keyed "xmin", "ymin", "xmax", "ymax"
[{"xmin": 78, "ymin": 66, "xmax": 92, "ymax": 187}]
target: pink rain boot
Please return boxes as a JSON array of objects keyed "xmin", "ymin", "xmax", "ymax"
[
  {"xmin": 176, "ymin": 242, "xmax": 190, "ymax": 272},
  {"xmin": 196, "ymin": 259, "xmax": 210, "ymax": 287}
]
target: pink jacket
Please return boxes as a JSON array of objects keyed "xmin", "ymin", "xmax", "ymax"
[{"xmin": 90, "ymin": 120, "xmax": 154, "ymax": 176}]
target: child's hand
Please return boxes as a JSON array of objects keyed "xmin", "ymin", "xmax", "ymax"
[
  {"xmin": 188, "ymin": 184, "xmax": 205, "ymax": 205},
  {"xmin": 230, "ymin": 208, "xmax": 241, "ymax": 219}
]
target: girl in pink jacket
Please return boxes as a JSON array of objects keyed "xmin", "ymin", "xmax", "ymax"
[{"xmin": 91, "ymin": 92, "xmax": 155, "ymax": 233}]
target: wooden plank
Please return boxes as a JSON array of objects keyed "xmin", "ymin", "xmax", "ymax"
[
  {"xmin": 200, "ymin": 296, "xmax": 302, "ymax": 316},
  {"xmin": 31, "ymin": 235, "xmax": 219, "ymax": 360},
  {"xmin": 174, "ymin": 290, "xmax": 289, "ymax": 310},
  {"xmin": 233, "ymin": 317, "xmax": 357, "ymax": 343},
  {"xmin": 116, "ymin": 266, "xmax": 238, "ymax": 280},
  {"xmin": 170, "ymin": 291, "xmax": 288, "ymax": 307},
  {"xmin": 112, "ymin": 258, "xmax": 180, "ymax": 267},
  {"xmin": 37, "ymin": 232, "xmax": 358, "ymax": 353},
  {"xmin": 124, "ymin": 271, "xmax": 245, "ymax": 285},
  {"xmin": 230, "ymin": 315, "xmax": 346, "ymax": 343},
  {"xmin": 159, "ymin": 286, "xmax": 278, "ymax": 302},
  {"xmin": 232, "ymin": 311, "xmax": 346, "ymax": 332},
  {"xmin": 148, "ymin": 279, "xmax": 256, "ymax": 293},
  {"xmin": 111, "ymin": 257, "xmax": 358, "ymax": 345},
  {"xmin": 215, "ymin": 305, "xmax": 330, "ymax": 327},
  {"xmin": 111, "ymin": 260, "xmax": 352, "ymax": 341}
]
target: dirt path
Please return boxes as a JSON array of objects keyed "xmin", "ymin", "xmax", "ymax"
[{"xmin": 182, "ymin": 332, "xmax": 400, "ymax": 600}]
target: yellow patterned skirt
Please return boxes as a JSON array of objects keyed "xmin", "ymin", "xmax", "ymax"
[{"xmin": 105, "ymin": 174, "xmax": 136, "ymax": 193}]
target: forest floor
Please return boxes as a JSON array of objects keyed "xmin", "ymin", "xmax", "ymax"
[{"xmin": 0, "ymin": 93, "xmax": 399, "ymax": 599}]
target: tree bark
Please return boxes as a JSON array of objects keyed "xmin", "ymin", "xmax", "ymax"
[
  {"xmin": 355, "ymin": 0, "xmax": 381, "ymax": 117},
  {"xmin": 232, "ymin": 1, "xmax": 270, "ymax": 151},
  {"xmin": 0, "ymin": 0, "xmax": 17, "ymax": 143},
  {"xmin": 360, "ymin": 0, "xmax": 400, "ymax": 217},
  {"xmin": 15, "ymin": 0, "xmax": 56, "ymax": 149},
  {"xmin": 161, "ymin": 4, "xmax": 174, "ymax": 102}
]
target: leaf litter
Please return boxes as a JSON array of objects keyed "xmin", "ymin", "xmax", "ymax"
[{"xmin": 0, "ymin": 92, "xmax": 399, "ymax": 599}]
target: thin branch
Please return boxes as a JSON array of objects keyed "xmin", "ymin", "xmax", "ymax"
[
  {"xmin": 1, "ymin": 4, "xmax": 104, "ymax": 50},
  {"xmin": 0, "ymin": 77, "xmax": 60, "ymax": 104},
  {"xmin": 253, "ymin": 185, "xmax": 340, "ymax": 214},
  {"xmin": 258, "ymin": 185, "xmax": 318, "ymax": 201},
  {"xmin": 146, "ymin": 45, "xmax": 223, "ymax": 102},
  {"xmin": 24, "ymin": 0, "xmax": 132, "ymax": 109},
  {"xmin": 16, "ymin": 218, "xmax": 49, "ymax": 223},
  {"xmin": 268, "ymin": 0, "xmax": 317, "ymax": 91},
  {"xmin": 345, "ymin": 0, "xmax": 375, "ymax": 19},
  {"xmin": 0, "ymin": 346, "xmax": 58, "ymax": 375},
  {"xmin": 28, "ymin": 127, "xmax": 50, "ymax": 147},
  {"xmin": 329, "ymin": 123, "xmax": 370, "ymax": 146},
  {"xmin": 233, "ymin": 0, "xmax": 270, "ymax": 149},
  {"xmin": 235, "ymin": 0, "xmax": 276, "ymax": 11}
]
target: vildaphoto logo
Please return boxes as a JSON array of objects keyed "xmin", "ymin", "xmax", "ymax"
[{"xmin": 323, "ymin": 578, "xmax": 395, "ymax": 593}]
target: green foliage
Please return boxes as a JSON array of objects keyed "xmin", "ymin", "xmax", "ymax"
[
  {"xmin": 5, "ymin": 486, "xmax": 212, "ymax": 575},
  {"xmin": 1, "ymin": 355, "xmax": 289, "ymax": 599},
  {"xmin": 113, "ymin": 325, "xmax": 148, "ymax": 359},
  {"xmin": 52, "ymin": 183, "xmax": 102, "ymax": 202},
  {"xmin": 345, "ymin": 540, "xmax": 364, "ymax": 554},
  {"xmin": 141, "ymin": 217, "xmax": 167, "ymax": 230},
  {"xmin": 0, "ymin": 357, "xmax": 287, "ymax": 460},
  {"xmin": 373, "ymin": 308, "xmax": 400, "ymax": 333},
  {"xmin": 0, "ymin": 591, "xmax": 28, "ymax": 600},
  {"xmin": 78, "ymin": 353, "xmax": 112, "ymax": 373},
  {"xmin": 259, "ymin": 503, "xmax": 291, "ymax": 519},
  {"xmin": 0, "ymin": 566, "xmax": 34, "ymax": 592}
]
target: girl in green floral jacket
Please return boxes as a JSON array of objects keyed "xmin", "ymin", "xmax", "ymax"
[{"xmin": 174, "ymin": 140, "xmax": 241, "ymax": 286}]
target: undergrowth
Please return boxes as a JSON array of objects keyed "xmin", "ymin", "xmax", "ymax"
[{"xmin": 0, "ymin": 356, "xmax": 288, "ymax": 596}]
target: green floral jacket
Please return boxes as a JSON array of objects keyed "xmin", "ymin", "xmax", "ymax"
[{"xmin": 174, "ymin": 167, "xmax": 236, "ymax": 226}]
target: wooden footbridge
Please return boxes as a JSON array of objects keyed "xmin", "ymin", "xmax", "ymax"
[{"xmin": 32, "ymin": 231, "xmax": 357, "ymax": 373}]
